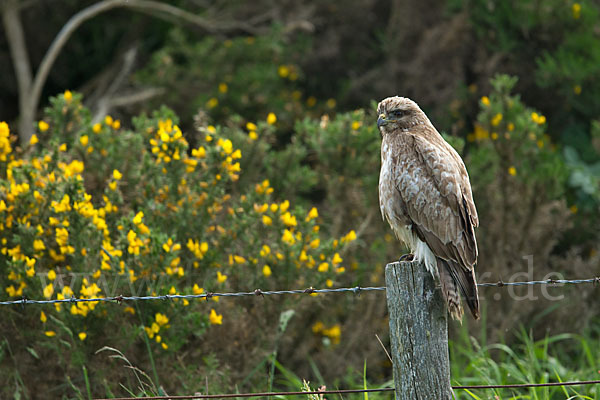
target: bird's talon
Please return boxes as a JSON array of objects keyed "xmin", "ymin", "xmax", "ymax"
[{"xmin": 399, "ymin": 253, "xmax": 414, "ymax": 262}]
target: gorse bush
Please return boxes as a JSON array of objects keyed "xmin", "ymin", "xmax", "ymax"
[
  {"xmin": 136, "ymin": 27, "xmax": 335, "ymax": 131},
  {"xmin": 1, "ymin": 75, "xmax": 599, "ymax": 397},
  {"xmin": 0, "ymin": 91, "xmax": 358, "ymax": 359}
]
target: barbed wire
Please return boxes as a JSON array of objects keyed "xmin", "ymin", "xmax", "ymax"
[
  {"xmin": 453, "ymin": 379, "xmax": 600, "ymax": 389},
  {"xmin": 476, "ymin": 277, "xmax": 600, "ymax": 287},
  {"xmin": 96, "ymin": 387, "xmax": 394, "ymax": 400},
  {"xmin": 0, "ymin": 276, "xmax": 598, "ymax": 306},
  {"xmin": 96, "ymin": 379, "xmax": 600, "ymax": 400},
  {"xmin": 0, "ymin": 286, "xmax": 384, "ymax": 306}
]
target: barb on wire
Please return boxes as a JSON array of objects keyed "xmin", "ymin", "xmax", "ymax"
[
  {"xmin": 95, "ymin": 379, "xmax": 600, "ymax": 400},
  {"xmin": 0, "ymin": 276, "xmax": 597, "ymax": 306}
]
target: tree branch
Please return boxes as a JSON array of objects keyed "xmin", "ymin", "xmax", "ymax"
[
  {"xmin": 2, "ymin": 0, "xmax": 33, "ymax": 143},
  {"xmin": 22, "ymin": 0, "xmax": 268, "ymax": 143}
]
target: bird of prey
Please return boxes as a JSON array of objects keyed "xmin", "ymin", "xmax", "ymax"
[{"xmin": 377, "ymin": 96, "xmax": 480, "ymax": 320}]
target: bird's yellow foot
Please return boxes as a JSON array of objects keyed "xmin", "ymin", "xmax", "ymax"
[{"xmin": 398, "ymin": 253, "xmax": 414, "ymax": 262}]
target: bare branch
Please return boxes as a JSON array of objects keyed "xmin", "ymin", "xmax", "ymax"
[
  {"xmin": 91, "ymin": 47, "xmax": 138, "ymax": 123},
  {"xmin": 2, "ymin": 0, "xmax": 33, "ymax": 143},
  {"xmin": 108, "ymin": 87, "xmax": 166, "ymax": 108},
  {"xmin": 23, "ymin": 0, "xmax": 269, "ymax": 143}
]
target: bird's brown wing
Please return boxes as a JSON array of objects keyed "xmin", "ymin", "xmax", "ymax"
[
  {"xmin": 394, "ymin": 130, "xmax": 480, "ymax": 318},
  {"xmin": 394, "ymin": 132, "xmax": 478, "ymax": 268}
]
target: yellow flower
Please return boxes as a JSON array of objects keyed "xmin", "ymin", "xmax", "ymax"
[
  {"xmin": 491, "ymin": 113, "xmax": 503, "ymax": 126},
  {"xmin": 105, "ymin": 115, "xmax": 113, "ymax": 126},
  {"xmin": 209, "ymin": 309, "xmax": 223, "ymax": 325},
  {"xmin": 132, "ymin": 211, "xmax": 144, "ymax": 225},
  {"xmin": 326, "ymin": 279, "xmax": 333, "ymax": 287},
  {"xmin": 193, "ymin": 284, "xmax": 204, "ymax": 295},
  {"xmin": 481, "ymin": 96, "xmax": 490, "ymax": 106},
  {"xmin": 79, "ymin": 135, "xmax": 89, "ymax": 146},
  {"xmin": 332, "ymin": 253, "xmax": 343, "ymax": 265},
  {"xmin": 59, "ymin": 143, "xmax": 67, "ymax": 152},
  {"xmin": 323, "ymin": 324, "xmax": 341, "ymax": 344},
  {"xmin": 318, "ymin": 262, "xmax": 329, "ymax": 272},
  {"xmin": 278, "ymin": 65, "xmax": 290, "ymax": 78},
  {"xmin": 341, "ymin": 230, "xmax": 357, "ymax": 243},
  {"xmin": 43, "ymin": 283, "xmax": 54, "ymax": 299},
  {"xmin": 260, "ymin": 244, "xmax": 271, "ymax": 257},
  {"xmin": 217, "ymin": 271, "xmax": 227, "ymax": 283},
  {"xmin": 312, "ymin": 321, "xmax": 324, "ymax": 333},
  {"xmin": 282, "ymin": 229, "xmax": 296, "ymax": 245},
  {"xmin": 48, "ymin": 269, "xmax": 56, "ymax": 281},
  {"xmin": 64, "ymin": 90, "xmax": 73, "ymax": 102},
  {"xmin": 249, "ymin": 131, "xmax": 258, "ymax": 140},
  {"xmin": 572, "ymin": 3, "xmax": 581, "ymax": 19},
  {"xmin": 267, "ymin": 112, "xmax": 277, "ymax": 125},
  {"xmin": 93, "ymin": 123, "xmax": 102, "ymax": 133},
  {"xmin": 190, "ymin": 147, "xmax": 205, "ymax": 159},
  {"xmin": 33, "ymin": 239, "xmax": 45, "ymax": 251},
  {"xmin": 281, "ymin": 212, "xmax": 297, "ymax": 227},
  {"xmin": 262, "ymin": 265, "xmax": 272, "ymax": 277},
  {"xmin": 491, "ymin": 132, "xmax": 498, "ymax": 140},
  {"xmin": 161, "ymin": 343, "xmax": 168, "ymax": 350},
  {"xmin": 507, "ymin": 122, "xmax": 515, "ymax": 131},
  {"xmin": 78, "ymin": 332, "xmax": 87, "ymax": 341},
  {"xmin": 306, "ymin": 96, "xmax": 317, "ymax": 107},
  {"xmin": 574, "ymin": 85, "xmax": 582, "ymax": 95},
  {"xmin": 38, "ymin": 121, "xmax": 49, "ymax": 132},
  {"xmin": 233, "ymin": 255, "xmax": 246, "ymax": 264},
  {"xmin": 326, "ymin": 98, "xmax": 336, "ymax": 109},
  {"xmin": 309, "ymin": 238, "xmax": 320, "ymax": 248},
  {"xmin": 508, "ymin": 166, "xmax": 517, "ymax": 176},
  {"xmin": 155, "ymin": 312, "xmax": 169, "ymax": 326},
  {"xmin": 306, "ymin": 207, "xmax": 318, "ymax": 221},
  {"xmin": 45, "ymin": 330, "xmax": 56, "ymax": 337},
  {"xmin": 280, "ymin": 200, "xmax": 290, "ymax": 212},
  {"xmin": 262, "ymin": 215, "xmax": 272, "ymax": 226},
  {"xmin": 531, "ymin": 112, "xmax": 546, "ymax": 125},
  {"xmin": 351, "ymin": 121, "xmax": 361, "ymax": 130},
  {"xmin": 207, "ymin": 97, "xmax": 219, "ymax": 109},
  {"xmin": 40, "ymin": 311, "xmax": 47, "ymax": 323},
  {"xmin": 219, "ymin": 82, "xmax": 228, "ymax": 93},
  {"xmin": 217, "ymin": 138, "xmax": 233, "ymax": 154},
  {"xmin": 124, "ymin": 306, "xmax": 135, "ymax": 314}
]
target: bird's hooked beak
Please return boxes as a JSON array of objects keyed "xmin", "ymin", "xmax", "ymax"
[{"xmin": 377, "ymin": 113, "xmax": 388, "ymax": 128}]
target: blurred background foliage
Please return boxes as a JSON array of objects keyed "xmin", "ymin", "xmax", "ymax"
[{"xmin": 1, "ymin": 0, "xmax": 599, "ymax": 398}]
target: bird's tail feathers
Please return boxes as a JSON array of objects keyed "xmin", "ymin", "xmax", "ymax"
[{"xmin": 437, "ymin": 258, "xmax": 480, "ymax": 321}]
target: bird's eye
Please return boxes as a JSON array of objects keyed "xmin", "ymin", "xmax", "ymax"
[{"xmin": 390, "ymin": 109, "xmax": 406, "ymax": 118}]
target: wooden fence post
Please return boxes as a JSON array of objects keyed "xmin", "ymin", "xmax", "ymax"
[{"xmin": 385, "ymin": 260, "xmax": 452, "ymax": 399}]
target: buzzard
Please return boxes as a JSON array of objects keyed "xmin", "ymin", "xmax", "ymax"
[{"xmin": 377, "ymin": 96, "xmax": 480, "ymax": 320}]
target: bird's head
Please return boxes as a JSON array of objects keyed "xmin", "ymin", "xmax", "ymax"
[{"xmin": 376, "ymin": 96, "xmax": 427, "ymax": 135}]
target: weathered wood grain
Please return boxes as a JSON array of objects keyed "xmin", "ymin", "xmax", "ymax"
[{"xmin": 385, "ymin": 261, "xmax": 452, "ymax": 399}]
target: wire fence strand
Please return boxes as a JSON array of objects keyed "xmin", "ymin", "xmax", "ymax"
[
  {"xmin": 0, "ymin": 276, "xmax": 598, "ymax": 306},
  {"xmin": 95, "ymin": 380, "xmax": 600, "ymax": 400}
]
